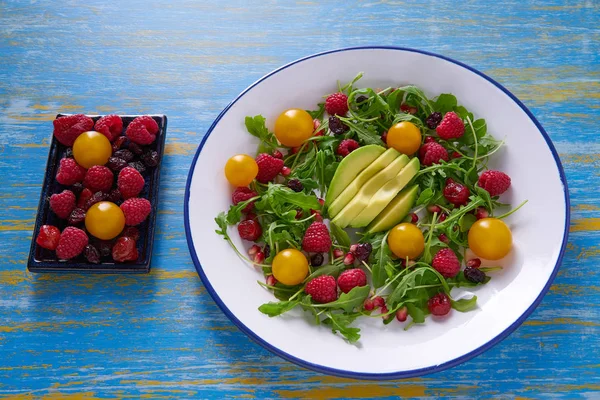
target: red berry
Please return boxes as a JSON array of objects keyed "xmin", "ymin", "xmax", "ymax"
[
  {"xmin": 410, "ymin": 213, "xmax": 418, "ymax": 223},
  {"xmin": 305, "ymin": 275, "xmax": 338, "ymax": 303},
  {"xmin": 68, "ymin": 207, "xmax": 86, "ymax": 226},
  {"xmin": 475, "ymin": 206, "xmax": 489, "ymax": 220},
  {"xmin": 396, "ymin": 306, "xmax": 408, "ymax": 322},
  {"xmin": 313, "ymin": 119, "xmax": 324, "ymax": 136},
  {"xmin": 373, "ymin": 296, "xmax": 385, "ymax": 309},
  {"xmin": 324, "ymin": 92, "xmax": 349, "ymax": 116},
  {"xmin": 232, "ymin": 187, "xmax": 258, "ymax": 213},
  {"xmin": 337, "ymin": 139, "xmax": 360, "ymax": 157},
  {"xmin": 83, "ymin": 166, "xmax": 114, "ymax": 193},
  {"xmin": 84, "ymin": 244, "xmax": 101, "ymax": 264},
  {"xmin": 272, "ymin": 149, "xmax": 283, "ymax": 159},
  {"xmin": 121, "ymin": 226, "xmax": 140, "ymax": 241},
  {"xmin": 302, "ymin": 222, "xmax": 332, "ymax": 253},
  {"xmin": 363, "ymin": 298, "xmax": 375, "ymax": 311},
  {"xmin": 36, "ymin": 225, "xmax": 61, "ymax": 250},
  {"xmin": 49, "ymin": 190, "xmax": 76, "ymax": 219},
  {"xmin": 432, "ymin": 248, "xmax": 460, "ymax": 278},
  {"xmin": 94, "ymin": 115, "xmax": 123, "ymax": 142},
  {"xmin": 420, "ymin": 142, "xmax": 449, "ymax": 166},
  {"xmin": 125, "ymin": 116, "xmax": 158, "ymax": 145},
  {"xmin": 238, "ymin": 219, "xmax": 262, "ymax": 241},
  {"xmin": 77, "ymin": 188, "xmax": 93, "ymax": 209},
  {"xmin": 436, "ymin": 112, "xmax": 465, "ymax": 140},
  {"xmin": 281, "ymin": 166, "xmax": 291, "ymax": 177},
  {"xmin": 478, "ymin": 170, "xmax": 511, "ymax": 197},
  {"xmin": 255, "ymin": 153, "xmax": 284, "ymax": 183},
  {"xmin": 467, "ymin": 258, "xmax": 482, "ymax": 268},
  {"xmin": 56, "ymin": 158, "xmax": 86, "ymax": 186},
  {"xmin": 112, "ymin": 236, "xmax": 138, "ymax": 262},
  {"xmin": 120, "ymin": 198, "xmax": 151, "ymax": 226},
  {"xmin": 428, "ymin": 293, "xmax": 451, "ymax": 316},
  {"xmin": 53, "ymin": 114, "xmax": 94, "ymax": 146},
  {"xmin": 381, "ymin": 131, "xmax": 388, "ymax": 144},
  {"xmin": 55, "ymin": 226, "xmax": 89, "ymax": 259},
  {"xmin": 443, "ymin": 180, "xmax": 470, "ymax": 206},
  {"xmin": 337, "ymin": 268, "xmax": 367, "ymax": 294},
  {"xmin": 118, "ymin": 167, "xmax": 145, "ymax": 199},
  {"xmin": 424, "ymin": 136, "xmax": 436, "ymax": 144}
]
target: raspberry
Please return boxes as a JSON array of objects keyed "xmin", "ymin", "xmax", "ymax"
[
  {"xmin": 478, "ymin": 170, "xmax": 511, "ymax": 197},
  {"xmin": 328, "ymin": 116, "xmax": 349, "ymax": 135},
  {"xmin": 113, "ymin": 149, "xmax": 134, "ymax": 162},
  {"xmin": 83, "ymin": 166, "xmax": 114, "ymax": 192},
  {"xmin": 424, "ymin": 136, "xmax": 436, "ymax": 144},
  {"xmin": 432, "ymin": 248, "xmax": 460, "ymax": 278},
  {"xmin": 287, "ymin": 179, "xmax": 303, "ymax": 192},
  {"xmin": 126, "ymin": 116, "xmax": 159, "ymax": 145},
  {"xmin": 325, "ymin": 92, "xmax": 349, "ymax": 116},
  {"xmin": 49, "ymin": 190, "xmax": 76, "ymax": 219},
  {"xmin": 426, "ymin": 112, "xmax": 443, "ymax": 129},
  {"xmin": 56, "ymin": 158, "xmax": 86, "ymax": 186},
  {"xmin": 94, "ymin": 115, "xmax": 123, "ymax": 142},
  {"xmin": 464, "ymin": 267, "xmax": 487, "ymax": 283},
  {"xmin": 353, "ymin": 243, "xmax": 372, "ymax": 262},
  {"xmin": 420, "ymin": 142, "xmax": 449, "ymax": 166},
  {"xmin": 68, "ymin": 207, "xmax": 86, "ymax": 225},
  {"xmin": 238, "ymin": 219, "xmax": 262, "ymax": 241},
  {"xmin": 302, "ymin": 222, "xmax": 332, "ymax": 253},
  {"xmin": 85, "ymin": 191, "xmax": 108, "ymax": 210},
  {"xmin": 112, "ymin": 236, "xmax": 138, "ymax": 262},
  {"xmin": 428, "ymin": 293, "xmax": 451, "ymax": 316},
  {"xmin": 36, "ymin": 225, "xmax": 61, "ymax": 250},
  {"xmin": 55, "ymin": 227, "xmax": 89, "ymax": 260},
  {"xmin": 232, "ymin": 187, "xmax": 258, "ymax": 213},
  {"xmin": 305, "ymin": 275, "xmax": 338, "ymax": 303},
  {"xmin": 77, "ymin": 188, "xmax": 93, "ymax": 209},
  {"xmin": 141, "ymin": 150, "xmax": 159, "ymax": 167},
  {"xmin": 337, "ymin": 268, "xmax": 367, "ymax": 294},
  {"xmin": 84, "ymin": 244, "xmax": 101, "ymax": 264},
  {"xmin": 436, "ymin": 112, "xmax": 465, "ymax": 140},
  {"xmin": 118, "ymin": 167, "xmax": 145, "ymax": 199},
  {"xmin": 443, "ymin": 180, "xmax": 470, "ymax": 206},
  {"xmin": 337, "ymin": 139, "xmax": 360, "ymax": 157},
  {"xmin": 310, "ymin": 253, "xmax": 324, "ymax": 266},
  {"xmin": 120, "ymin": 198, "xmax": 151, "ymax": 226},
  {"xmin": 53, "ymin": 114, "xmax": 94, "ymax": 146},
  {"xmin": 122, "ymin": 226, "xmax": 140, "ymax": 241},
  {"xmin": 255, "ymin": 153, "xmax": 284, "ymax": 183}
]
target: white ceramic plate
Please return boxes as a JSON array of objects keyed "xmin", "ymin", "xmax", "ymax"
[{"xmin": 184, "ymin": 47, "xmax": 569, "ymax": 379}]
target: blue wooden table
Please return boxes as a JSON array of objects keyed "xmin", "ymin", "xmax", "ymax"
[{"xmin": 1, "ymin": 1, "xmax": 599, "ymax": 398}]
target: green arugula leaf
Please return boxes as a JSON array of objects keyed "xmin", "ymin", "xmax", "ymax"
[
  {"xmin": 322, "ymin": 312, "xmax": 361, "ymax": 343},
  {"xmin": 307, "ymin": 103, "xmax": 325, "ymax": 119},
  {"xmin": 451, "ymin": 296, "xmax": 478, "ymax": 312},
  {"xmin": 371, "ymin": 232, "xmax": 392, "ymax": 288},
  {"xmin": 434, "ymin": 93, "xmax": 458, "ymax": 114},
  {"xmin": 416, "ymin": 188, "xmax": 434, "ymax": 206},
  {"xmin": 330, "ymin": 222, "xmax": 351, "ymax": 248},
  {"xmin": 339, "ymin": 118, "xmax": 384, "ymax": 146},
  {"xmin": 306, "ymin": 262, "xmax": 345, "ymax": 280},
  {"xmin": 245, "ymin": 115, "xmax": 278, "ymax": 153},
  {"xmin": 459, "ymin": 213, "xmax": 477, "ymax": 232},
  {"xmin": 406, "ymin": 303, "xmax": 426, "ymax": 324},
  {"xmin": 258, "ymin": 299, "xmax": 300, "ymax": 317}
]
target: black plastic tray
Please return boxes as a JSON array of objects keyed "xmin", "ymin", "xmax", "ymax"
[{"xmin": 27, "ymin": 114, "xmax": 167, "ymax": 273}]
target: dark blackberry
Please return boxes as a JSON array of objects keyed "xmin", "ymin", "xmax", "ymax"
[
  {"xmin": 464, "ymin": 267, "xmax": 486, "ymax": 283},
  {"xmin": 84, "ymin": 244, "xmax": 100, "ymax": 264},
  {"xmin": 106, "ymin": 157, "xmax": 128, "ymax": 172},
  {"xmin": 328, "ymin": 116, "xmax": 349, "ymax": 135},
  {"xmin": 263, "ymin": 244, "xmax": 271, "ymax": 258},
  {"xmin": 141, "ymin": 150, "xmax": 159, "ymax": 167},
  {"xmin": 426, "ymin": 112, "xmax": 443, "ymax": 129},
  {"xmin": 287, "ymin": 179, "xmax": 303, "ymax": 192},
  {"xmin": 113, "ymin": 149, "xmax": 134, "ymax": 162},
  {"xmin": 68, "ymin": 208, "xmax": 86, "ymax": 225},
  {"xmin": 71, "ymin": 182, "xmax": 84, "ymax": 195},
  {"xmin": 310, "ymin": 253, "xmax": 324, "ymax": 267},
  {"xmin": 128, "ymin": 161, "xmax": 146, "ymax": 173},
  {"xmin": 128, "ymin": 142, "xmax": 143, "ymax": 155},
  {"xmin": 353, "ymin": 243, "xmax": 372, "ymax": 262},
  {"xmin": 356, "ymin": 95, "xmax": 368, "ymax": 104}
]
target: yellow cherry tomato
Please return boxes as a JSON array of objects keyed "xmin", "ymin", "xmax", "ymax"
[
  {"xmin": 274, "ymin": 108, "xmax": 314, "ymax": 147},
  {"xmin": 272, "ymin": 248, "xmax": 309, "ymax": 286},
  {"xmin": 468, "ymin": 218, "xmax": 512, "ymax": 260},
  {"xmin": 72, "ymin": 131, "xmax": 112, "ymax": 168},
  {"xmin": 387, "ymin": 222, "xmax": 425, "ymax": 259},
  {"xmin": 224, "ymin": 154, "xmax": 258, "ymax": 187},
  {"xmin": 386, "ymin": 122, "xmax": 422, "ymax": 155},
  {"xmin": 85, "ymin": 201, "xmax": 125, "ymax": 240}
]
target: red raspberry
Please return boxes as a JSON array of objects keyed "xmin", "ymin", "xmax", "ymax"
[
  {"xmin": 428, "ymin": 293, "xmax": 451, "ymax": 316},
  {"xmin": 94, "ymin": 115, "xmax": 123, "ymax": 142},
  {"xmin": 478, "ymin": 170, "xmax": 511, "ymax": 197},
  {"xmin": 56, "ymin": 158, "xmax": 86, "ymax": 186},
  {"xmin": 436, "ymin": 112, "xmax": 465, "ymax": 140},
  {"xmin": 255, "ymin": 153, "xmax": 284, "ymax": 183},
  {"xmin": 49, "ymin": 190, "xmax": 76, "ymax": 219},
  {"xmin": 420, "ymin": 142, "xmax": 449, "ymax": 166},
  {"xmin": 53, "ymin": 114, "xmax": 94, "ymax": 146},
  {"xmin": 337, "ymin": 139, "xmax": 360, "ymax": 157},
  {"xmin": 337, "ymin": 268, "xmax": 367, "ymax": 294},
  {"xmin": 324, "ymin": 92, "xmax": 349, "ymax": 116},
  {"xmin": 118, "ymin": 167, "xmax": 145, "ymax": 199},
  {"xmin": 120, "ymin": 198, "xmax": 151, "ymax": 226},
  {"xmin": 432, "ymin": 248, "xmax": 460, "ymax": 278},
  {"xmin": 126, "ymin": 116, "xmax": 159, "ymax": 145},
  {"xmin": 443, "ymin": 180, "xmax": 470, "ymax": 206},
  {"xmin": 83, "ymin": 166, "xmax": 114, "ymax": 192},
  {"xmin": 302, "ymin": 221, "xmax": 332, "ymax": 253},
  {"xmin": 55, "ymin": 226, "xmax": 89, "ymax": 259},
  {"xmin": 305, "ymin": 275, "xmax": 338, "ymax": 303},
  {"xmin": 36, "ymin": 225, "xmax": 61, "ymax": 250},
  {"xmin": 232, "ymin": 187, "xmax": 258, "ymax": 213},
  {"xmin": 237, "ymin": 219, "xmax": 262, "ymax": 241},
  {"xmin": 77, "ymin": 188, "xmax": 93, "ymax": 209},
  {"xmin": 112, "ymin": 236, "xmax": 138, "ymax": 262}
]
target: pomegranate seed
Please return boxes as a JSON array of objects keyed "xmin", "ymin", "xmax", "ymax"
[
  {"xmin": 253, "ymin": 251, "xmax": 265, "ymax": 265},
  {"xmin": 410, "ymin": 213, "xmax": 418, "ymax": 223},
  {"xmin": 291, "ymin": 147, "xmax": 300, "ymax": 155},
  {"xmin": 425, "ymin": 136, "xmax": 435, "ymax": 143},
  {"xmin": 380, "ymin": 306, "xmax": 389, "ymax": 316},
  {"xmin": 381, "ymin": 131, "xmax": 388, "ymax": 144},
  {"xmin": 248, "ymin": 244, "xmax": 261, "ymax": 257},
  {"xmin": 363, "ymin": 298, "xmax": 375, "ymax": 311},
  {"xmin": 396, "ymin": 306, "xmax": 408, "ymax": 322},
  {"xmin": 266, "ymin": 275, "xmax": 277, "ymax": 286},
  {"xmin": 406, "ymin": 260, "xmax": 416, "ymax": 269},
  {"xmin": 452, "ymin": 151, "xmax": 462, "ymax": 159},
  {"xmin": 373, "ymin": 296, "xmax": 385, "ymax": 309},
  {"xmin": 295, "ymin": 209, "xmax": 303, "ymax": 219},
  {"xmin": 439, "ymin": 233, "xmax": 449, "ymax": 244},
  {"xmin": 439, "ymin": 213, "xmax": 447, "ymax": 222},
  {"xmin": 343, "ymin": 252, "xmax": 355, "ymax": 266},
  {"xmin": 313, "ymin": 119, "xmax": 324, "ymax": 136},
  {"xmin": 333, "ymin": 249, "xmax": 344, "ymax": 259},
  {"xmin": 281, "ymin": 166, "xmax": 291, "ymax": 176},
  {"xmin": 475, "ymin": 207, "xmax": 489, "ymax": 220},
  {"xmin": 318, "ymin": 198, "xmax": 325, "ymax": 207},
  {"xmin": 467, "ymin": 258, "xmax": 482, "ymax": 268},
  {"xmin": 428, "ymin": 205, "xmax": 442, "ymax": 214},
  {"xmin": 311, "ymin": 210, "xmax": 323, "ymax": 222},
  {"xmin": 272, "ymin": 150, "xmax": 283, "ymax": 159},
  {"xmin": 349, "ymin": 244, "xmax": 358, "ymax": 253}
]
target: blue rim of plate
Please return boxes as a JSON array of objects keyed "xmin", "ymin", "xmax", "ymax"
[{"xmin": 184, "ymin": 46, "xmax": 570, "ymax": 380}]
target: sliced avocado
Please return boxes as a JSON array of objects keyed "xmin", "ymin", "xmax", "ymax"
[
  {"xmin": 331, "ymin": 154, "xmax": 409, "ymax": 228},
  {"xmin": 367, "ymin": 184, "xmax": 419, "ymax": 233},
  {"xmin": 325, "ymin": 145, "xmax": 386, "ymax": 205},
  {"xmin": 351, "ymin": 158, "xmax": 420, "ymax": 228},
  {"xmin": 328, "ymin": 148, "xmax": 401, "ymax": 218}
]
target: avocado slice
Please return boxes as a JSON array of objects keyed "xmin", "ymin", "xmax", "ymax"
[
  {"xmin": 331, "ymin": 154, "xmax": 409, "ymax": 228},
  {"xmin": 325, "ymin": 145, "xmax": 386, "ymax": 205},
  {"xmin": 351, "ymin": 158, "xmax": 420, "ymax": 228},
  {"xmin": 328, "ymin": 148, "xmax": 401, "ymax": 218},
  {"xmin": 367, "ymin": 184, "xmax": 419, "ymax": 234}
]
